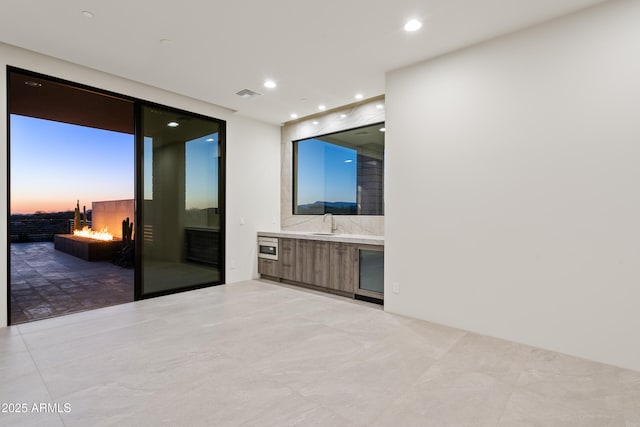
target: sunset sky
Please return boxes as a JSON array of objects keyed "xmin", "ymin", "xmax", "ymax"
[
  {"xmin": 296, "ymin": 138, "xmax": 357, "ymax": 205},
  {"xmin": 10, "ymin": 114, "xmax": 134, "ymax": 214}
]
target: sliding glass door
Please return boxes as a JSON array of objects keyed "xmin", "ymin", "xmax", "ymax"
[
  {"xmin": 6, "ymin": 68, "xmax": 226, "ymax": 324},
  {"xmin": 138, "ymin": 105, "xmax": 224, "ymax": 297}
]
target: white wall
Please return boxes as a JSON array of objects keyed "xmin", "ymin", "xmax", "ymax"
[
  {"xmin": 226, "ymin": 115, "xmax": 281, "ymax": 283},
  {"xmin": 385, "ymin": 0, "xmax": 640, "ymax": 371},
  {"xmin": 0, "ymin": 42, "xmax": 280, "ymax": 327}
]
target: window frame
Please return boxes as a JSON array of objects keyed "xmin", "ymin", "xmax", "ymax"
[{"xmin": 292, "ymin": 122, "xmax": 385, "ymax": 216}]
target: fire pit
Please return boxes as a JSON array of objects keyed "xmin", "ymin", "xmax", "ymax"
[
  {"xmin": 73, "ymin": 226, "xmax": 114, "ymax": 241},
  {"xmin": 54, "ymin": 232, "xmax": 123, "ymax": 261},
  {"xmin": 53, "ymin": 200, "xmax": 131, "ymax": 261}
]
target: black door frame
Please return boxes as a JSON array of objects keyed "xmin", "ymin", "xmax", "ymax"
[
  {"xmin": 133, "ymin": 101, "xmax": 226, "ymax": 300},
  {"xmin": 5, "ymin": 66, "xmax": 226, "ymax": 324}
]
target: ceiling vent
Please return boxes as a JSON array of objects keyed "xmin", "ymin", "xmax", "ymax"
[{"xmin": 235, "ymin": 88, "xmax": 262, "ymax": 98}]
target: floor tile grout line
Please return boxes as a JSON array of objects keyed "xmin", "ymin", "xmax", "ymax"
[
  {"xmin": 4, "ymin": 279, "xmax": 637, "ymax": 425},
  {"xmin": 493, "ymin": 373, "xmax": 522, "ymax": 426},
  {"xmin": 10, "ymin": 242, "xmax": 133, "ymax": 325},
  {"xmin": 21, "ymin": 330, "xmax": 68, "ymax": 426}
]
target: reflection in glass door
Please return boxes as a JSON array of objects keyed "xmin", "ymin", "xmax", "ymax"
[{"xmin": 138, "ymin": 105, "xmax": 224, "ymax": 297}]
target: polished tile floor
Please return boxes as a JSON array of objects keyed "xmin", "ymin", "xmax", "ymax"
[
  {"xmin": 9, "ymin": 242, "xmax": 133, "ymax": 324},
  {"xmin": 1, "ymin": 280, "xmax": 639, "ymax": 426}
]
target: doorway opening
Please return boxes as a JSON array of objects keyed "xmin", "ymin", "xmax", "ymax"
[
  {"xmin": 7, "ymin": 68, "xmax": 225, "ymax": 325},
  {"xmin": 8, "ymin": 70, "xmax": 135, "ymax": 324}
]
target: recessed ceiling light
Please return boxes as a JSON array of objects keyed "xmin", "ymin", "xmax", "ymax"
[
  {"xmin": 290, "ymin": 113, "xmax": 298, "ymax": 119},
  {"xmin": 376, "ymin": 104, "xmax": 384, "ymax": 109},
  {"xmin": 404, "ymin": 19, "xmax": 422, "ymax": 32},
  {"xmin": 379, "ymin": 127, "xmax": 386, "ymax": 132},
  {"xmin": 318, "ymin": 105, "xmax": 326, "ymax": 111},
  {"xmin": 340, "ymin": 114, "xmax": 347, "ymax": 118},
  {"xmin": 312, "ymin": 121, "xmax": 319, "ymax": 125},
  {"xmin": 264, "ymin": 80, "xmax": 277, "ymax": 89},
  {"xmin": 344, "ymin": 160, "xmax": 353, "ymax": 163},
  {"xmin": 24, "ymin": 81, "xmax": 42, "ymax": 87},
  {"xmin": 81, "ymin": 10, "xmax": 94, "ymax": 18},
  {"xmin": 167, "ymin": 121, "xmax": 179, "ymax": 127},
  {"xmin": 355, "ymin": 94, "xmax": 363, "ymax": 100},
  {"xmin": 206, "ymin": 138, "xmax": 214, "ymax": 142}
]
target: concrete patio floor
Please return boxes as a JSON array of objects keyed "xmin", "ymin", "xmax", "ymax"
[{"xmin": 9, "ymin": 242, "xmax": 133, "ymax": 324}]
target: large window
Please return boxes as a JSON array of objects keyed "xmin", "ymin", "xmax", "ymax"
[{"xmin": 294, "ymin": 123, "xmax": 384, "ymax": 215}]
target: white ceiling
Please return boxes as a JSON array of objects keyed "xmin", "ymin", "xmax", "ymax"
[{"xmin": 0, "ymin": 0, "xmax": 608, "ymax": 125}]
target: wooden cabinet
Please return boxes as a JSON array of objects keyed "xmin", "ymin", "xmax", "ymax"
[
  {"xmin": 258, "ymin": 258, "xmax": 278, "ymax": 277},
  {"xmin": 296, "ymin": 239, "xmax": 330, "ymax": 287},
  {"xmin": 257, "ymin": 235, "xmax": 383, "ymax": 300},
  {"xmin": 279, "ymin": 238, "xmax": 297, "ymax": 281},
  {"xmin": 329, "ymin": 242, "xmax": 357, "ymax": 293}
]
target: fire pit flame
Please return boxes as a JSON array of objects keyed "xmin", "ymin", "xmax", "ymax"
[{"xmin": 73, "ymin": 226, "xmax": 114, "ymax": 241}]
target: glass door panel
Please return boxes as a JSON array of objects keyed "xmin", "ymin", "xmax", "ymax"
[{"xmin": 140, "ymin": 105, "xmax": 223, "ymax": 296}]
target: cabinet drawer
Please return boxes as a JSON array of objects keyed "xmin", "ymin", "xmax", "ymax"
[{"xmin": 258, "ymin": 258, "xmax": 278, "ymax": 277}]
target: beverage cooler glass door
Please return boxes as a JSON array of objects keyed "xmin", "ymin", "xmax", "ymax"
[{"xmin": 359, "ymin": 249, "xmax": 384, "ymax": 295}]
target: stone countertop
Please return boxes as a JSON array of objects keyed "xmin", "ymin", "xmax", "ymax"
[{"xmin": 258, "ymin": 231, "xmax": 384, "ymax": 246}]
